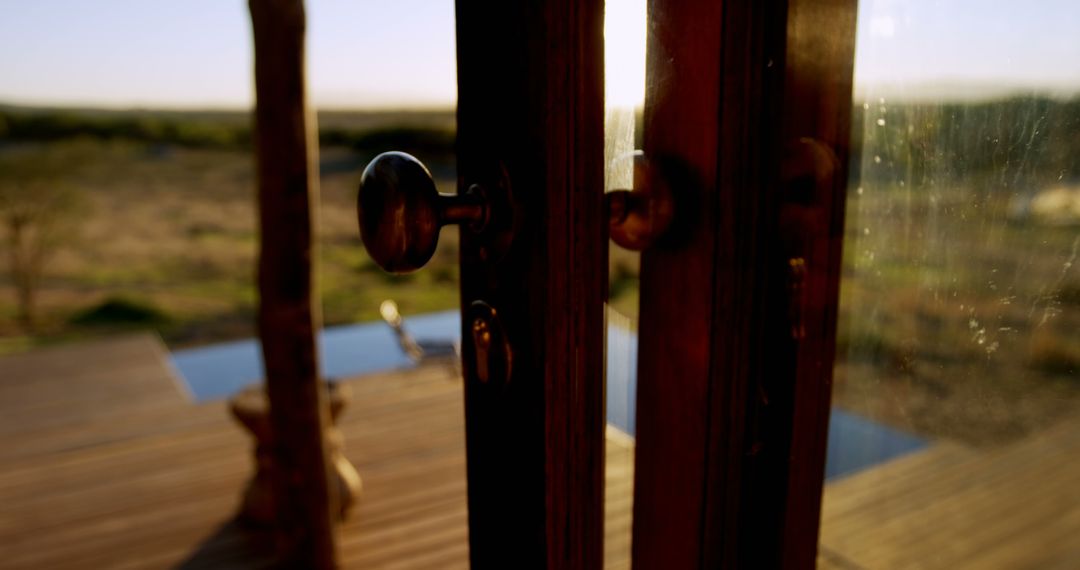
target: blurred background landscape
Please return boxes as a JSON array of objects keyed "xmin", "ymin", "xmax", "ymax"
[
  {"xmin": 0, "ymin": 0, "xmax": 1077, "ymax": 450},
  {"xmin": 0, "ymin": 104, "xmax": 459, "ymax": 352},
  {"xmin": 836, "ymin": 95, "xmax": 1080, "ymax": 446},
  {"xmin": 0, "ymin": 1, "xmax": 1076, "ymax": 567},
  {"xmin": 3, "ymin": 94, "xmax": 1078, "ymax": 450}
]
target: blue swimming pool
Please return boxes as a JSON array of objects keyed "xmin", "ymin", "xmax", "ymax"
[
  {"xmin": 171, "ymin": 310, "xmax": 460, "ymax": 402},
  {"xmin": 170, "ymin": 310, "xmax": 924, "ymax": 480}
]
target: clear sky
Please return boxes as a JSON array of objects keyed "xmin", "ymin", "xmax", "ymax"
[
  {"xmin": 854, "ymin": 0, "xmax": 1080, "ymax": 100},
  {"xmin": 0, "ymin": 0, "xmax": 457, "ymax": 109},
  {"xmin": 0, "ymin": 0, "xmax": 1077, "ymax": 109}
]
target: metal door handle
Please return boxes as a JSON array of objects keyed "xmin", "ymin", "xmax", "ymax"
[
  {"xmin": 606, "ymin": 152, "xmax": 674, "ymax": 251},
  {"xmin": 356, "ymin": 150, "xmax": 673, "ymax": 273},
  {"xmin": 356, "ymin": 151, "xmax": 514, "ymax": 273}
]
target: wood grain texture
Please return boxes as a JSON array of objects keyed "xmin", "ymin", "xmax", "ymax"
[
  {"xmin": 456, "ymin": 1, "xmax": 607, "ymax": 568},
  {"xmin": 632, "ymin": 0, "xmax": 726, "ymax": 566},
  {"xmin": 2, "ymin": 339, "xmax": 1076, "ymax": 569},
  {"xmin": 776, "ymin": 0, "xmax": 859, "ymax": 566},
  {"xmin": 632, "ymin": 0, "xmax": 857, "ymax": 567},
  {"xmin": 819, "ymin": 418, "xmax": 1080, "ymax": 569},
  {"xmin": 248, "ymin": 0, "xmax": 337, "ymax": 566},
  {"xmin": 0, "ymin": 343, "xmax": 635, "ymax": 569}
]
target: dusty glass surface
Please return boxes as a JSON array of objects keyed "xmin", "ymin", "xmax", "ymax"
[{"xmin": 820, "ymin": 1, "xmax": 1080, "ymax": 567}]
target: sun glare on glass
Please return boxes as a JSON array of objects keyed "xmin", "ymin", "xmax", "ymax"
[{"xmin": 604, "ymin": 0, "xmax": 647, "ymax": 110}]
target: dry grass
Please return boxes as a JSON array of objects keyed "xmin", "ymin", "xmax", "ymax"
[
  {"xmin": 2, "ymin": 128, "xmax": 1077, "ymax": 451},
  {"xmin": 0, "ymin": 140, "xmax": 460, "ymax": 351},
  {"xmin": 832, "ymin": 186, "xmax": 1080, "ymax": 446}
]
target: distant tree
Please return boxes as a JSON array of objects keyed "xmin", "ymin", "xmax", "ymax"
[{"xmin": 0, "ymin": 146, "xmax": 87, "ymax": 330}]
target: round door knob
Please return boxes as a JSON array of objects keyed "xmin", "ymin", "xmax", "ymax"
[
  {"xmin": 357, "ymin": 151, "xmax": 490, "ymax": 273},
  {"xmin": 606, "ymin": 152, "xmax": 674, "ymax": 251}
]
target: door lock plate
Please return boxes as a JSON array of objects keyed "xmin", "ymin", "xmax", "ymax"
[{"xmin": 466, "ymin": 301, "xmax": 511, "ymax": 386}]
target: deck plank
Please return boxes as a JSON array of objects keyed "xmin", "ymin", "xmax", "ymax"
[
  {"xmin": 6, "ymin": 337, "xmax": 1074, "ymax": 569},
  {"xmin": 0, "ymin": 337, "xmax": 634, "ymax": 569},
  {"xmin": 820, "ymin": 415, "xmax": 1080, "ymax": 569}
]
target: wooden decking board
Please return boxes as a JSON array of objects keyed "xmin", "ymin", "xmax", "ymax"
[
  {"xmin": 824, "ymin": 446, "xmax": 1030, "ymax": 540},
  {"xmin": 854, "ymin": 450, "xmax": 1078, "ymax": 569},
  {"xmin": 0, "ymin": 337, "xmax": 636, "ymax": 568},
  {"xmin": 345, "ymin": 490, "xmax": 468, "ymax": 542},
  {"xmin": 2, "ymin": 454, "xmax": 245, "ymax": 526},
  {"xmin": 353, "ymin": 474, "xmax": 467, "ymax": 525},
  {"xmin": 977, "ymin": 499, "xmax": 1080, "ymax": 568},
  {"xmin": 345, "ymin": 438, "xmax": 466, "ymax": 478},
  {"xmin": 1, "ymin": 466, "xmax": 244, "ymax": 539},
  {"xmin": 0, "ymin": 416, "xmax": 238, "ymax": 482},
  {"xmin": 824, "ymin": 422, "xmax": 1075, "ymax": 544},
  {"xmin": 0, "ymin": 335, "xmax": 167, "ymax": 378},
  {"xmin": 340, "ymin": 419, "xmax": 463, "ymax": 453},
  {"xmin": 347, "ymin": 483, "xmax": 468, "ymax": 533},
  {"xmin": 0, "ymin": 335, "xmax": 187, "ymax": 413},
  {"xmin": 0, "ymin": 368, "xmax": 176, "ymax": 409},
  {"xmin": 341, "ymin": 406, "xmax": 464, "ymax": 449},
  {"xmin": 820, "ymin": 414, "xmax": 1080, "ymax": 569},
  {"xmin": 1018, "ymin": 508, "xmax": 1080, "ymax": 570},
  {"xmin": 7, "ymin": 495, "xmax": 238, "ymax": 568},
  {"xmin": 3, "ymin": 337, "xmax": 1075, "ymax": 568},
  {"xmin": 343, "ymin": 506, "xmax": 470, "ymax": 566},
  {"xmin": 821, "ymin": 441, "xmax": 977, "ymax": 515},
  {"xmin": 363, "ymin": 543, "xmax": 470, "ymax": 570},
  {"xmin": 941, "ymin": 492, "xmax": 1078, "ymax": 569},
  {"xmin": 0, "ymin": 444, "xmax": 242, "ymax": 517},
  {"xmin": 823, "ymin": 448, "xmax": 990, "ymax": 535},
  {"xmin": 4, "ymin": 476, "xmax": 241, "ymax": 561},
  {"xmin": 338, "ymin": 382, "xmax": 462, "ymax": 419},
  {"xmin": 0, "ymin": 421, "xmax": 241, "ymax": 494},
  {"xmin": 0, "ymin": 400, "xmax": 228, "ymax": 461}
]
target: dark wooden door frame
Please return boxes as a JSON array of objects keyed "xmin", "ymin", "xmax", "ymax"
[
  {"xmin": 631, "ymin": 0, "xmax": 858, "ymax": 567},
  {"xmin": 456, "ymin": 1, "xmax": 607, "ymax": 568}
]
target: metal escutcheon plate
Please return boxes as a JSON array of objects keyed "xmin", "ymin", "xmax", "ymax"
[{"xmin": 465, "ymin": 301, "xmax": 512, "ymax": 387}]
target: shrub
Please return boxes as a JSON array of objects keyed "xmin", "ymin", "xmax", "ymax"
[
  {"xmin": 70, "ymin": 297, "xmax": 170, "ymax": 326},
  {"xmin": 1028, "ymin": 330, "xmax": 1080, "ymax": 377}
]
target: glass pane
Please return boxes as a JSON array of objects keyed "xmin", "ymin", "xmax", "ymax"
[
  {"xmin": 820, "ymin": 2, "xmax": 1080, "ymax": 568},
  {"xmin": 603, "ymin": 0, "xmax": 647, "ymax": 566}
]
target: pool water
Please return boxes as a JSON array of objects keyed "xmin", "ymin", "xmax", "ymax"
[
  {"xmin": 171, "ymin": 311, "xmax": 459, "ymax": 402},
  {"xmin": 170, "ymin": 310, "xmax": 924, "ymax": 480}
]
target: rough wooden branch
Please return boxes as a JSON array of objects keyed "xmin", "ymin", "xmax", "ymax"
[{"xmin": 248, "ymin": 0, "xmax": 339, "ymax": 567}]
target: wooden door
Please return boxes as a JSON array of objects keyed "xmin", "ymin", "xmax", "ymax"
[
  {"xmin": 629, "ymin": 0, "xmax": 859, "ymax": 568},
  {"xmin": 455, "ymin": 2, "xmax": 607, "ymax": 568},
  {"xmin": 452, "ymin": 0, "xmax": 860, "ymax": 566},
  {"xmin": 363, "ymin": 0, "xmax": 860, "ymax": 567}
]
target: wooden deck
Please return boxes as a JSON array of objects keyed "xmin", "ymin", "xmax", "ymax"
[
  {"xmin": 819, "ymin": 416, "xmax": 1080, "ymax": 569},
  {"xmin": 1, "ymin": 334, "xmax": 1076, "ymax": 568},
  {"xmin": 0, "ymin": 334, "xmax": 632, "ymax": 569}
]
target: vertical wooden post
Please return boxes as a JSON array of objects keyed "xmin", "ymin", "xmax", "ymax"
[{"xmin": 249, "ymin": 1, "xmax": 339, "ymax": 568}]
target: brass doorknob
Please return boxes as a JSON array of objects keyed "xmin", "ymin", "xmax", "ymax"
[
  {"xmin": 606, "ymin": 152, "xmax": 674, "ymax": 251},
  {"xmin": 357, "ymin": 150, "xmax": 671, "ymax": 273},
  {"xmin": 357, "ymin": 151, "xmax": 496, "ymax": 273}
]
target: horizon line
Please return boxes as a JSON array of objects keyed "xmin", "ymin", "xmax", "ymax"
[
  {"xmin": 3, "ymin": 81, "xmax": 1080, "ymax": 115},
  {"xmin": 0, "ymin": 98, "xmax": 458, "ymax": 114}
]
